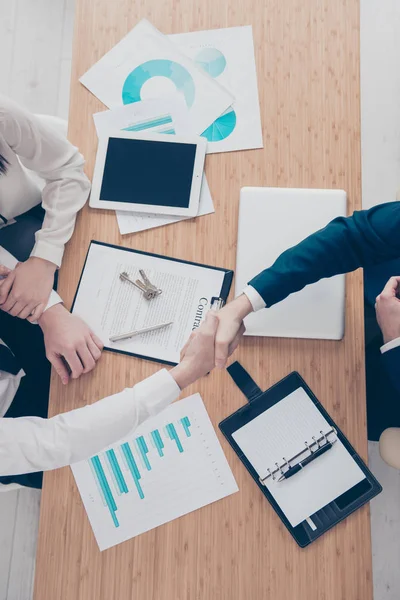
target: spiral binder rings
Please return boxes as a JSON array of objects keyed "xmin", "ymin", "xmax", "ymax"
[
  {"xmin": 259, "ymin": 427, "xmax": 337, "ymax": 484},
  {"xmin": 219, "ymin": 362, "xmax": 382, "ymax": 547}
]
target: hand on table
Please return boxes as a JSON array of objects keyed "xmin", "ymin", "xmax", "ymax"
[
  {"xmin": 0, "ymin": 257, "xmax": 57, "ymax": 321},
  {"xmin": 38, "ymin": 304, "xmax": 104, "ymax": 385},
  {"xmin": 375, "ymin": 276, "xmax": 400, "ymax": 344}
]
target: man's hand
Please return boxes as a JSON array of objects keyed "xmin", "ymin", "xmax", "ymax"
[
  {"xmin": 171, "ymin": 311, "xmax": 220, "ymax": 390},
  {"xmin": 38, "ymin": 304, "xmax": 104, "ymax": 384},
  {"xmin": 0, "ymin": 257, "xmax": 57, "ymax": 321},
  {"xmin": 213, "ymin": 294, "xmax": 252, "ymax": 368},
  {"xmin": 375, "ymin": 276, "xmax": 400, "ymax": 344}
]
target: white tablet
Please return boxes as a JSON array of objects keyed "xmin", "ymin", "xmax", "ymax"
[{"xmin": 89, "ymin": 130, "xmax": 207, "ymax": 217}]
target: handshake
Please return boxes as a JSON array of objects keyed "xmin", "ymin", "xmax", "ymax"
[
  {"xmin": 174, "ymin": 274, "xmax": 400, "ymax": 391},
  {"xmin": 171, "ymin": 294, "xmax": 252, "ymax": 390}
]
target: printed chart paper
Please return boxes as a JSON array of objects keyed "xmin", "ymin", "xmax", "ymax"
[
  {"xmin": 170, "ymin": 25, "xmax": 263, "ymax": 153},
  {"xmin": 72, "ymin": 394, "xmax": 238, "ymax": 550},
  {"xmin": 80, "ymin": 19, "xmax": 233, "ymax": 135}
]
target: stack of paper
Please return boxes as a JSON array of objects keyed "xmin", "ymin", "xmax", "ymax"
[{"xmin": 80, "ymin": 19, "xmax": 263, "ymax": 235}]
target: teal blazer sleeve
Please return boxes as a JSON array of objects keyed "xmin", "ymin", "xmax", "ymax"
[
  {"xmin": 248, "ymin": 201, "xmax": 400, "ymax": 307},
  {"xmin": 381, "ymin": 346, "xmax": 400, "ymax": 395}
]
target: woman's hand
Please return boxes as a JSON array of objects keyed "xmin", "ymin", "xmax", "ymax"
[
  {"xmin": 38, "ymin": 304, "xmax": 104, "ymax": 384},
  {"xmin": 171, "ymin": 311, "xmax": 220, "ymax": 390},
  {"xmin": 0, "ymin": 257, "xmax": 57, "ymax": 321}
]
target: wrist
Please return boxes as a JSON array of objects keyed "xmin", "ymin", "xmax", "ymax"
[
  {"xmin": 38, "ymin": 303, "xmax": 66, "ymax": 329},
  {"xmin": 383, "ymin": 330, "xmax": 400, "ymax": 344},
  {"xmin": 28, "ymin": 256, "xmax": 57, "ymax": 274},
  {"xmin": 170, "ymin": 361, "xmax": 196, "ymax": 391},
  {"xmin": 231, "ymin": 294, "xmax": 253, "ymax": 319}
]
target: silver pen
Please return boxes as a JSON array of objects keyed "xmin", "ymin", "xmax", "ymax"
[{"xmin": 109, "ymin": 321, "xmax": 174, "ymax": 343}]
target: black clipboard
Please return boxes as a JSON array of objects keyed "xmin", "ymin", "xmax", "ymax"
[
  {"xmin": 219, "ymin": 362, "xmax": 382, "ymax": 548},
  {"xmin": 71, "ymin": 240, "xmax": 233, "ymax": 366}
]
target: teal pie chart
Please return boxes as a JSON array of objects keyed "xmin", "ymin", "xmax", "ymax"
[
  {"xmin": 201, "ymin": 107, "xmax": 237, "ymax": 142},
  {"xmin": 194, "ymin": 48, "xmax": 227, "ymax": 78},
  {"xmin": 122, "ymin": 59, "xmax": 195, "ymax": 107},
  {"xmin": 194, "ymin": 48, "xmax": 237, "ymax": 142}
]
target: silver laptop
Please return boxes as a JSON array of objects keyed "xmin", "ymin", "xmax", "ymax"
[{"xmin": 235, "ymin": 187, "xmax": 347, "ymax": 340}]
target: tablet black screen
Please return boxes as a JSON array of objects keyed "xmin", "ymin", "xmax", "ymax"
[{"xmin": 100, "ymin": 137, "xmax": 197, "ymax": 208}]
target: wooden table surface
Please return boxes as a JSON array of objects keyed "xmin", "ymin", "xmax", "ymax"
[{"xmin": 33, "ymin": 1, "xmax": 371, "ymax": 599}]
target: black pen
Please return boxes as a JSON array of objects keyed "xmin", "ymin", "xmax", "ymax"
[{"xmin": 278, "ymin": 440, "xmax": 337, "ymax": 482}]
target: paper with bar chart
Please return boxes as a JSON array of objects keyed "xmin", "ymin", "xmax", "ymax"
[{"xmin": 71, "ymin": 394, "xmax": 238, "ymax": 550}]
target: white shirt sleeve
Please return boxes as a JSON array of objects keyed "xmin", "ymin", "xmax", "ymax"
[
  {"xmin": 0, "ymin": 369, "xmax": 181, "ymax": 476},
  {"xmin": 0, "ymin": 95, "xmax": 91, "ymax": 267},
  {"xmin": 243, "ymin": 285, "xmax": 266, "ymax": 312},
  {"xmin": 380, "ymin": 337, "xmax": 400, "ymax": 354}
]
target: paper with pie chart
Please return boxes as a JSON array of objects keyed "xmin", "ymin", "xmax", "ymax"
[
  {"xmin": 79, "ymin": 18, "xmax": 233, "ymax": 136},
  {"xmin": 169, "ymin": 26, "xmax": 263, "ymax": 153}
]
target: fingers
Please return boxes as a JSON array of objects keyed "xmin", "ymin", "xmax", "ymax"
[
  {"xmin": 200, "ymin": 310, "xmax": 219, "ymax": 336},
  {"xmin": 18, "ymin": 302, "xmax": 38, "ymax": 320},
  {"xmin": 0, "ymin": 265, "xmax": 11, "ymax": 279},
  {"xmin": 87, "ymin": 337, "xmax": 102, "ymax": 362},
  {"xmin": 63, "ymin": 349, "xmax": 84, "ymax": 380},
  {"xmin": 0, "ymin": 271, "xmax": 15, "ymax": 305},
  {"xmin": 77, "ymin": 343, "xmax": 96, "ymax": 374},
  {"xmin": 8, "ymin": 301, "xmax": 24, "ymax": 317},
  {"xmin": 378, "ymin": 276, "xmax": 400, "ymax": 301},
  {"xmin": 180, "ymin": 332, "xmax": 195, "ymax": 361},
  {"xmin": 90, "ymin": 332, "xmax": 104, "ymax": 350},
  {"xmin": 215, "ymin": 333, "xmax": 230, "ymax": 370},
  {"xmin": 228, "ymin": 323, "xmax": 246, "ymax": 356},
  {"xmin": 27, "ymin": 303, "xmax": 45, "ymax": 323},
  {"xmin": 48, "ymin": 353, "xmax": 70, "ymax": 385}
]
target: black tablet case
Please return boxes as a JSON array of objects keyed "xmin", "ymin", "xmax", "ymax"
[{"xmin": 219, "ymin": 361, "xmax": 382, "ymax": 547}]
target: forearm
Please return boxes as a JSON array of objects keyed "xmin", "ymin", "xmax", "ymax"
[
  {"xmin": 0, "ymin": 369, "xmax": 180, "ymax": 476},
  {"xmin": 31, "ymin": 164, "xmax": 90, "ymax": 267},
  {"xmin": 249, "ymin": 202, "xmax": 400, "ymax": 307}
]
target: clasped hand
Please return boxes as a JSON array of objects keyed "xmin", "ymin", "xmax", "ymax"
[
  {"xmin": 375, "ymin": 276, "xmax": 400, "ymax": 344},
  {"xmin": 0, "ymin": 257, "xmax": 56, "ymax": 321}
]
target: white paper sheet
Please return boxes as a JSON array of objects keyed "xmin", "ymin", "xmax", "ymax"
[
  {"xmin": 92, "ymin": 98, "xmax": 215, "ymax": 235},
  {"xmin": 115, "ymin": 176, "xmax": 214, "ymax": 235},
  {"xmin": 80, "ymin": 19, "xmax": 233, "ymax": 135},
  {"xmin": 232, "ymin": 388, "xmax": 365, "ymax": 527},
  {"xmin": 71, "ymin": 393, "xmax": 238, "ymax": 550},
  {"xmin": 71, "ymin": 242, "xmax": 227, "ymax": 364},
  {"xmin": 169, "ymin": 25, "xmax": 263, "ymax": 153}
]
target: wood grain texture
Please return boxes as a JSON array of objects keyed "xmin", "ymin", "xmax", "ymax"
[{"xmin": 34, "ymin": 1, "xmax": 372, "ymax": 599}]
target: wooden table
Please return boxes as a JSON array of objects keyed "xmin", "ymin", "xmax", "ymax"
[{"xmin": 33, "ymin": 1, "xmax": 371, "ymax": 599}]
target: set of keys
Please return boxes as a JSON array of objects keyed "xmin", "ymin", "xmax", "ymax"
[{"xmin": 119, "ymin": 270, "xmax": 162, "ymax": 301}]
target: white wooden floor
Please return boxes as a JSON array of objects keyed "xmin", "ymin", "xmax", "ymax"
[{"xmin": 0, "ymin": 1, "xmax": 399, "ymax": 599}]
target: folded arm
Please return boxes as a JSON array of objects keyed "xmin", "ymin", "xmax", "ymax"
[{"xmin": 0, "ymin": 94, "xmax": 91, "ymax": 267}]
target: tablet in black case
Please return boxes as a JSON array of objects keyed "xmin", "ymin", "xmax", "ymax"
[{"xmin": 219, "ymin": 362, "xmax": 382, "ymax": 548}]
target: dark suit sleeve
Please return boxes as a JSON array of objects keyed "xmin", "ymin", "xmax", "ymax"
[
  {"xmin": 249, "ymin": 201, "xmax": 400, "ymax": 307},
  {"xmin": 381, "ymin": 346, "xmax": 400, "ymax": 395}
]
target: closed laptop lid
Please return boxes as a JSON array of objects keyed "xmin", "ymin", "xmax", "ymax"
[{"xmin": 235, "ymin": 187, "xmax": 347, "ymax": 340}]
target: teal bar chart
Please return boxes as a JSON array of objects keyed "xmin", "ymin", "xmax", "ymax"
[
  {"xmin": 72, "ymin": 395, "xmax": 239, "ymax": 551},
  {"xmin": 88, "ymin": 415, "xmax": 194, "ymax": 527}
]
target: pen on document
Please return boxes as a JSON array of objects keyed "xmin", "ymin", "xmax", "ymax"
[
  {"xmin": 277, "ymin": 439, "xmax": 337, "ymax": 482},
  {"xmin": 109, "ymin": 321, "xmax": 174, "ymax": 343}
]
